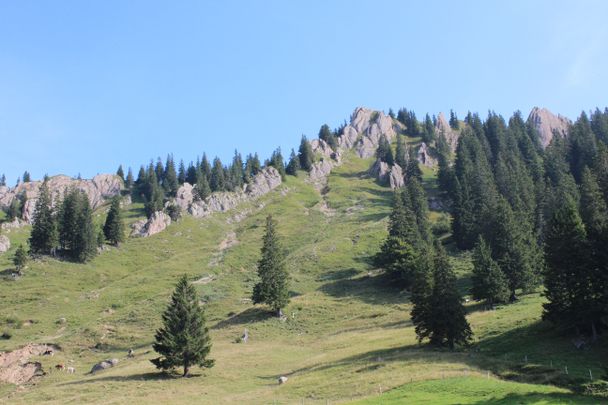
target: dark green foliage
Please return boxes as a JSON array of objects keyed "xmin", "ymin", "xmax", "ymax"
[
  {"xmin": 195, "ymin": 175, "xmax": 211, "ymax": 201},
  {"xmin": 165, "ymin": 203, "xmax": 182, "ymax": 222},
  {"xmin": 397, "ymin": 108, "xmax": 421, "ymax": 137},
  {"xmin": 228, "ymin": 151, "xmax": 245, "ymax": 191},
  {"xmin": 543, "ymin": 199, "xmax": 594, "ymax": 332},
  {"xmin": 405, "ymin": 148, "xmax": 422, "ymax": 181},
  {"xmin": 422, "ymin": 113, "xmax": 435, "ymax": 143},
  {"xmin": 103, "ymin": 196, "xmax": 125, "ymax": 245},
  {"xmin": 116, "ymin": 165, "xmax": 125, "ymax": 181},
  {"xmin": 376, "ymin": 134, "xmax": 394, "ymax": 165},
  {"xmin": 155, "ymin": 158, "xmax": 164, "ymax": 184},
  {"xmin": 151, "ymin": 275, "xmax": 214, "ymax": 376},
  {"xmin": 13, "ymin": 244, "xmax": 27, "ymax": 272},
  {"xmin": 58, "ymin": 189, "xmax": 80, "ymax": 251},
  {"xmin": 286, "ymin": 148, "xmax": 300, "ymax": 176},
  {"xmin": 6, "ymin": 196, "xmax": 23, "ymax": 221},
  {"xmin": 395, "ymin": 135, "xmax": 407, "ymax": 168},
  {"xmin": 252, "ymin": 215, "xmax": 290, "ymax": 315},
  {"xmin": 200, "ymin": 154, "xmax": 212, "ymax": 181},
  {"xmin": 268, "ymin": 148, "xmax": 286, "ymax": 179},
  {"xmin": 319, "ymin": 124, "xmax": 338, "ymax": 150},
  {"xmin": 178, "ymin": 160, "xmax": 186, "ymax": 184},
  {"xmin": 471, "ymin": 237, "xmax": 509, "ymax": 306},
  {"xmin": 126, "ymin": 167, "xmax": 134, "ymax": 190},
  {"xmin": 163, "ymin": 155, "xmax": 179, "ymax": 196},
  {"xmin": 22, "ymin": 171, "xmax": 31, "ymax": 183},
  {"xmin": 29, "ymin": 181, "xmax": 58, "ymax": 255},
  {"xmin": 0, "ymin": 174, "xmax": 5, "ymax": 186},
  {"xmin": 210, "ymin": 157, "xmax": 226, "ymax": 192},
  {"xmin": 412, "ymin": 243, "xmax": 472, "ymax": 348},
  {"xmin": 449, "ymin": 109, "xmax": 459, "ymax": 129},
  {"xmin": 244, "ymin": 153, "xmax": 261, "ymax": 183},
  {"xmin": 186, "ymin": 162, "xmax": 198, "ymax": 186},
  {"xmin": 298, "ymin": 135, "xmax": 314, "ymax": 172},
  {"xmin": 73, "ymin": 192, "xmax": 97, "ymax": 262},
  {"xmin": 144, "ymin": 183, "xmax": 165, "ymax": 218}
]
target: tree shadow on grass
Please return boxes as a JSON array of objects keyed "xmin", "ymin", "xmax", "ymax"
[
  {"xmin": 471, "ymin": 391, "xmax": 601, "ymax": 404},
  {"xmin": 319, "ymin": 271, "xmax": 405, "ymax": 305},
  {"xmin": 211, "ymin": 307, "xmax": 274, "ymax": 330},
  {"xmin": 59, "ymin": 371, "xmax": 201, "ymax": 386}
]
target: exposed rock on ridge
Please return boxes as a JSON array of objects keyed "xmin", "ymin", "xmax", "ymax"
[
  {"xmin": 130, "ymin": 211, "xmax": 172, "ymax": 238},
  {"xmin": 0, "ymin": 174, "xmax": 122, "ymax": 224},
  {"xmin": 435, "ymin": 112, "xmax": 460, "ymax": 152},
  {"xmin": 527, "ymin": 107, "xmax": 571, "ymax": 148}
]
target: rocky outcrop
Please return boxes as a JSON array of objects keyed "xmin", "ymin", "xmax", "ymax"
[
  {"xmin": 0, "ymin": 344, "xmax": 60, "ymax": 384},
  {"xmin": 435, "ymin": 112, "xmax": 459, "ymax": 152},
  {"xmin": 89, "ymin": 358, "xmax": 119, "ymax": 374},
  {"xmin": 309, "ymin": 160, "xmax": 334, "ymax": 183},
  {"xmin": 527, "ymin": 107, "xmax": 571, "ymax": 148},
  {"xmin": 175, "ymin": 167, "xmax": 282, "ymax": 219},
  {"xmin": 130, "ymin": 211, "xmax": 171, "ymax": 238},
  {"xmin": 337, "ymin": 108, "xmax": 399, "ymax": 158},
  {"xmin": 417, "ymin": 142, "xmax": 437, "ymax": 168},
  {"xmin": 369, "ymin": 160, "xmax": 405, "ymax": 189},
  {"xmin": 0, "ymin": 218, "xmax": 24, "ymax": 231},
  {"xmin": 0, "ymin": 174, "xmax": 123, "ymax": 224},
  {"xmin": 0, "ymin": 235, "xmax": 10, "ymax": 254}
]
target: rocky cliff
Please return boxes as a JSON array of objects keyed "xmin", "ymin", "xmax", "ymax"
[
  {"xmin": 435, "ymin": 112, "xmax": 460, "ymax": 152},
  {"xmin": 338, "ymin": 107, "xmax": 400, "ymax": 158},
  {"xmin": 0, "ymin": 174, "xmax": 123, "ymax": 224},
  {"xmin": 527, "ymin": 107, "xmax": 571, "ymax": 148}
]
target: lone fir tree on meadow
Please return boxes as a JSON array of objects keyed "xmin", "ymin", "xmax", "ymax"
[
  {"xmin": 151, "ymin": 275, "xmax": 214, "ymax": 377},
  {"xmin": 13, "ymin": 244, "xmax": 27, "ymax": 273},
  {"xmin": 252, "ymin": 215, "xmax": 290, "ymax": 316}
]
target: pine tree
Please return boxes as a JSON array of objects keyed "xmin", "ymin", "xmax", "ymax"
[
  {"xmin": 298, "ymin": 135, "xmax": 314, "ymax": 172},
  {"xmin": 0, "ymin": 174, "xmax": 5, "ymax": 186},
  {"xmin": 145, "ymin": 184, "xmax": 165, "ymax": 218},
  {"xmin": 543, "ymin": 198, "xmax": 592, "ymax": 332},
  {"xmin": 412, "ymin": 243, "xmax": 472, "ymax": 348},
  {"xmin": 151, "ymin": 275, "xmax": 214, "ymax": 377},
  {"xmin": 376, "ymin": 134, "xmax": 394, "ymax": 165},
  {"xmin": 471, "ymin": 236, "xmax": 509, "ymax": 306},
  {"xmin": 103, "ymin": 196, "xmax": 125, "ymax": 245},
  {"xmin": 58, "ymin": 188, "xmax": 80, "ymax": 251},
  {"xmin": 286, "ymin": 148, "xmax": 300, "ymax": 176},
  {"xmin": 6, "ymin": 197, "xmax": 22, "ymax": 221},
  {"xmin": 29, "ymin": 181, "xmax": 58, "ymax": 255},
  {"xmin": 163, "ymin": 155, "xmax": 179, "ymax": 196},
  {"xmin": 422, "ymin": 113, "xmax": 435, "ymax": 143},
  {"xmin": 116, "ymin": 165, "xmax": 125, "ymax": 181},
  {"xmin": 449, "ymin": 109, "xmax": 459, "ymax": 129},
  {"xmin": 319, "ymin": 124, "xmax": 338, "ymax": 150},
  {"xmin": 186, "ymin": 162, "xmax": 198, "ymax": 185},
  {"xmin": 210, "ymin": 157, "xmax": 226, "ymax": 192},
  {"xmin": 178, "ymin": 160, "xmax": 186, "ymax": 184},
  {"xmin": 72, "ymin": 192, "xmax": 97, "ymax": 262},
  {"xmin": 195, "ymin": 175, "xmax": 211, "ymax": 201},
  {"xmin": 405, "ymin": 148, "xmax": 422, "ymax": 181},
  {"xmin": 22, "ymin": 171, "xmax": 31, "ymax": 183},
  {"xmin": 252, "ymin": 215, "xmax": 290, "ymax": 316},
  {"xmin": 268, "ymin": 148, "xmax": 286, "ymax": 179},
  {"xmin": 126, "ymin": 167, "xmax": 134, "ymax": 190},
  {"xmin": 395, "ymin": 135, "xmax": 407, "ymax": 168},
  {"xmin": 13, "ymin": 244, "xmax": 27, "ymax": 273},
  {"xmin": 200, "ymin": 154, "xmax": 212, "ymax": 182},
  {"xmin": 155, "ymin": 158, "xmax": 165, "ymax": 184}
]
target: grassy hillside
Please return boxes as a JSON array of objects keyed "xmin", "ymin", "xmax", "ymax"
[{"xmin": 0, "ymin": 152, "xmax": 606, "ymax": 404}]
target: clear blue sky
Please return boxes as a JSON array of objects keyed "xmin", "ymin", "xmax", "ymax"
[{"xmin": 1, "ymin": 0, "xmax": 607, "ymax": 183}]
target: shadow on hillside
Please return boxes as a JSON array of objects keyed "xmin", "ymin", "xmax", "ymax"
[
  {"xmin": 471, "ymin": 391, "xmax": 601, "ymax": 404},
  {"xmin": 334, "ymin": 170, "xmax": 370, "ymax": 180},
  {"xmin": 212, "ymin": 307, "xmax": 274, "ymax": 329},
  {"xmin": 60, "ymin": 371, "xmax": 200, "ymax": 386},
  {"xmin": 319, "ymin": 271, "xmax": 405, "ymax": 305}
]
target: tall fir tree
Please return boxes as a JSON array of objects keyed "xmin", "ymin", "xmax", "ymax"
[
  {"xmin": 22, "ymin": 171, "xmax": 31, "ymax": 183},
  {"xmin": 195, "ymin": 175, "xmax": 211, "ymax": 201},
  {"xmin": 318, "ymin": 124, "xmax": 338, "ymax": 150},
  {"xmin": 395, "ymin": 135, "xmax": 407, "ymax": 168},
  {"xmin": 126, "ymin": 167, "xmax": 134, "ymax": 190},
  {"xmin": 286, "ymin": 148, "xmax": 300, "ymax": 176},
  {"xmin": 151, "ymin": 275, "xmax": 214, "ymax": 376},
  {"xmin": 252, "ymin": 215, "xmax": 290, "ymax": 316},
  {"xmin": 116, "ymin": 165, "xmax": 125, "ymax": 181},
  {"xmin": 163, "ymin": 155, "xmax": 179, "ymax": 196},
  {"xmin": 103, "ymin": 196, "xmax": 125, "ymax": 245},
  {"xmin": 29, "ymin": 181, "xmax": 58, "ymax": 255},
  {"xmin": 471, "ymin": 236, "xmax": 509, "ymax": 306},
  {"xmin": 72, "ymin": 192, "xmax": 97, "ymax": 262},
  {"xmin": 376, "ymin": 134, "xmax": 394, "ymax": 165},
  {"xmin": 298, "ymin": 135, "xmax": 314, "ymax": 172},
  {"xmin": 210, "ymin": 157, "xmax": 226, "ymax": 192},
  {"xmin": 13, "ymin": 244, "xmax": 27, "ymax": 273}
]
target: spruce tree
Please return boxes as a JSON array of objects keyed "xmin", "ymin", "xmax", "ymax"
[
  {"xmin": 210, "ymin": 157, "xmax": 226, "ymax": 192},
  {"xmin": 471, "ymin": 236, "xmax": 509, "ymax": 306},
  {"xmin": 319, "ymin": 124, "xmax": 338, "ymax": 150},
  {"xmin": 145, "ymin": 184, "xmax": 165, "ymax": 218},
  {"xmin": 286, "ymin": 149, "xmax": 300, "ymax": 176},
  {"xmin": 103, "ymin": 196, "xmax": 125, "ymax": 245},
  {"xmin": 126, "ymin": 167, "xmax": 134, "ymax": 190},
  {"xmin": 412, "ymin": 243, "xmax": 472, "ymax": 348},
  {"xmin": 7, "ymin": 197, "xmax": 22, "ymax": 221},
  {"xmin": 195, "ymin": 175, "xmax": 211, "ymax": 201},
  {"xmin": 151, "ymin": 275, "xmax": 214, "ymax": 377},
  {"xmin": 422, "ymin": 113, "xmax": 435, "ymax": 144},
  {"xmin": 178, "ymin": 160, "xmax": 187, "ymax": 184},
  {"xmin": 395, "ymin": 135, "xmax": 407, "ymax": 168},
  {"xmin": 22, "ymin": 171, "xmax": 31, "ymax": 183},
  {"xmin": 0, "ymin": 174, "xmax": 5, "ymax": 186},
  {"xmin": 13, "ymin": 244, "xmax": 27, "ymax": 273},
  {"xmin": 72, "ymin": 192, "xmax": 97, "ymax": 262},
  {"xmin": 116, "ymin": 165, "xmax": 125, "ymax": 181},
  {"xmin": 58, "ymin": 188, "xmax": 80, "ymax": 251},
  {"xmin": 298, "ymin": 135, "xmax": 314, "ymax": 172},
  {"xmin": 29, "ymin": 181, "xmax": 58, "ymax": 255},
  {"xmin": 200, "ymin": 154, "xmax": 212, "ymax": 181},
  {"xmin": 186, "ymin": 162, "xmax": 198, "ymax": 185},
  {"xmin": 376, "ymin": 134, "xmax": 394, "ymax": 165},
  {"xmin": 252, "ymin": 215, "xmax": 290, "ymax": 316},
  {"xmin": 163, "ymin": 155, "xmax": 179, "ymax": 196},
  {"xmin": 405, "ymin": 149, "xmax": 422, "ymax": 181},
  {"xmin": 268, "ymin": 148, "xmax": 286, "ymax": 179}
]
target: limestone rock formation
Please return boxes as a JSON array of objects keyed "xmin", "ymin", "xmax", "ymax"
[
  {"xmin": 0, "ymin": 235, "xmax": 10, "ymax": 254},
  {"xmin": 435, "ymin": 112, "xmax": 460, "ymax": 152},
  {"xmin": 527, "ymin": 107, "xmax": 571, "ymax": 148},
  {"xmin": 309, "ymin": 159, "xmax": 334, "ymax": 183},
  {"xmin": 175, "ymin": 167, "xmax": 282, "ymax": 219},
  {"xmin": 417, "ymin": 142, "xmax": 437, "ymax": 168},
  {"xmin": 370, "ymin": 160, "xmax": 405, "ymax": 189},
  {"xmin": 0, "ymin": 174, "xmax": 123, "ymax": 224},
  {"xmin": 130, "ymin": 211, "xmax": 171, "ymax": 238},
  {"xmin": 310, "ymin": 139, "xmax": 334, "ymax": 159}
]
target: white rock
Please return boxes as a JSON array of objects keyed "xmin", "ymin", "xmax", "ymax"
[
  {"xmin": 527, "ymin": 107, "xmax": 570, "ymax": 148},
  {"xmin": 130, "ymin": 211, "xmax": 171, "ymax": 238},
  {"xmin": 0, "ymin": 235, "xmax": 10, "ymax": 254}
]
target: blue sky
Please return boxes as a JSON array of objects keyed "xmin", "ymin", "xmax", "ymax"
[{"xmin": 1, "ymin": 0, "xmax": 607, "ymax": 183}]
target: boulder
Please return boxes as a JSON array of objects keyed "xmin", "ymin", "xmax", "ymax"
[
  {"xmin": 130, "ymin": 211, "xmax": 171, "ymax": 238},
  {"xmin": 389, "ymin": 164, "xmax": 405, "ymax": 189},
  {"xmin": 435, "ymin": 112, "xmax": 460, "ymax": 152},
  {"xmin": 369, "ymin": 159, "xmax": 391, "ymax": 184},
  {"xmin": 417, "ymin": 142, "xmax": 437, "ymax": 168},
  {"xmin": 310, "ymin": 139, "xmax": 334, "ymax": 159},
  {"xmin": 337, "ymin": 125, "xmax": 359, "ymax": 149},
  {"xmin": 309, "ymin": 160, "xmax": 334, "ymax": 183},
  {"xmin": 175, "ymin": 183, "xmax": 194, "ymax": 212},
  {"xmin": 89, "ymin": 358, "xmax": 119, "ymax": 374},
  {"xmin": 527, "ymin": 107, "xmax": 571, "ymax": 148},
  {"xmin": 0, "ymin": 235, "xmax": 10, "ymax": 254}
]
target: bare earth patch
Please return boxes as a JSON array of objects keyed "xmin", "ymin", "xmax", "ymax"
[{"xmin": 0, "ymin": 344, "xmax": 59, "ymax": 385}]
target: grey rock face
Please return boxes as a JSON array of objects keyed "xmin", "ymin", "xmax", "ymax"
[
  {"xmin": 89, "ymin": 358, "xmax": 119, "ymax": 374},
  {"xmin": 0, "ymin": 174, "xmax": 122, "ymax": 224},
  {"xmin": 370, "ymin": 160, "xmax": 405, "ymax": 189},
  {"xmin": 388, "ymin": 163, "xmax": 405, "ymax": 189},
  {"xmin": 417, "ymin": 142, "xmax": 437, "ymax": 168},
  {"xmin": 527, "ymin": 107, "xmax": 570, "ymax": 148},
  {"xmin": 0, "ymin": 235, "xmax": 10, "ymax": 254},
  {"xmin": 348, "ymin": 107, "xmax": 398, "ymax": 158},
  {"xmin": 176, "ymin": 167, "xmax": 282, "ymax": 219},
  {"xmin": 130, "ymin": 211, "xmax": 171, "ymax": 238},
  {"xmin": 435, "ymin": 112, "xmax": 460, "ymax": 152}
]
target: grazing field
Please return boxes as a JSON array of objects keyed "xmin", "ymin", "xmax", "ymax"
[{"xmin": 0, "ymin": 154, "xmax": 606, "ymax": 404}]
